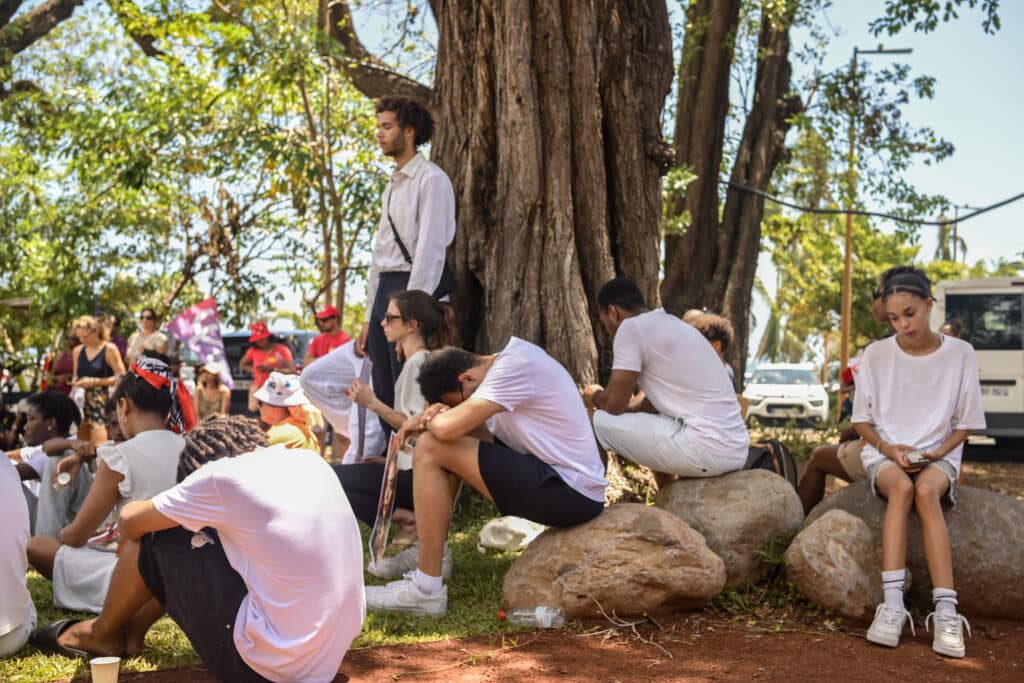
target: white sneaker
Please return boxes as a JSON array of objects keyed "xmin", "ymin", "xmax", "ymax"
[
  {"xmin": 866, "ymin": 603, "xmax": 915, "ymax": 647},
  {"xmin": 926, "ymin": 611, "xmax": 971, "ymax": 658},
  {"xmin": 365, "ymin": 572, "xmax": 448, "ymax": 617},
  {"xmin": 368, "ymin": 544, "xmax": 453, "ymax": 580}
]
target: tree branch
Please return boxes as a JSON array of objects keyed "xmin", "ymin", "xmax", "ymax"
[
  {"xmin": 105, "ymin": 0, "xmax": 170, "ymax": 60},
  {"xmin": 0, "ymin": 0, "xmax": 26, "ymax": 28},
  {"xmin": 318, "ymin": 0, "xmax": 432, "ymax": 102},
  {"xmin": 0, "ymin": 0, "xmax": 83, "ymax": 57}
]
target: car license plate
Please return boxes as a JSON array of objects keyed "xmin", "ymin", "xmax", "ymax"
[{"xmin": 981, "ymin": 386, "xmax": 1010, "ymax": 398}]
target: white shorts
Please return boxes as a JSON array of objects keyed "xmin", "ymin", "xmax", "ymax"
[{"xmin": 592, "ymin": 410, "xmax": 745, "ymax": 478}]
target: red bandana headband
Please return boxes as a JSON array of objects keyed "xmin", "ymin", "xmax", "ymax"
[{"xmin": 130, "ymin": 358, "xmax": 198, "ymax": 433}]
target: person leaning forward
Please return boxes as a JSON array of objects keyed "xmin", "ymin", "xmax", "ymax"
[
  {"xmin": 363, "ymin": 339, "xmax": 608, "ymax": 618},
  {"xmin": 356, "ymin": 97, "xmax": 455, "ymax": 437},
  {"xmin": 583, "ymin": 277, "xmax": 749, "ymax": 489}
]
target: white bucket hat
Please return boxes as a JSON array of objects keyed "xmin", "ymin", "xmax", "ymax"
[{"xmin": 253, "ymin": 372, "xmax": 309, "ymax": 407}]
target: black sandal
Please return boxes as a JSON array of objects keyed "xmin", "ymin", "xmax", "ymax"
[{"xmin": 29, "ymin": 618, "xmax": 89, "ymax": 659}]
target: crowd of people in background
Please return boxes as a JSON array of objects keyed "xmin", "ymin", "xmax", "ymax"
[{"xmin": 0, "ymin": 95, "xmax": 985, "ymax": 680}]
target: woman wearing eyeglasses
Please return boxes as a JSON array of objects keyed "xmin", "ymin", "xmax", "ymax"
[{"xmin": 125, "ymin": 308, "xmax": 169, "ymax": 366}]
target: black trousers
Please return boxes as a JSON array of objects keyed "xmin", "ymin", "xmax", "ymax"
[
  {"xmin": 332, "ymin": 462, "xmax": 414, "ymax": 527},
  {"xmin": 138, "ymin": 527, "xmax": 270, "ymax": 683},
  {"xmin": 367, "ymin": 271, "xmax": 411, "ymax": 437}
]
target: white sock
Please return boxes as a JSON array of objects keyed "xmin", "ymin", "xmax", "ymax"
[
  {"xmin": 933, "ymin": 587, "xmax": 958, "ymax": 618},
  {"xmin": 882, "ymin": 570, "xmax": 906, "ymax": 608},
  {"xmin": 412, "ymin": 569, "xmax": 443, "ymax": 595}
]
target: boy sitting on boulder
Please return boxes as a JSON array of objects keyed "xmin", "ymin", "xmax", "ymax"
[
  {"xmin": 364, "ymin": 339, "xmax": 608, "ymax": 617},
  {"xmin": 583, "ymin": 278, "xmax": 749, "ymax": 488}
]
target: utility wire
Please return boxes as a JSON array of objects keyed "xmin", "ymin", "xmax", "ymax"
[{"xmin": 721, "ymin": 180, "xmax": 1024, "ymax": 227}]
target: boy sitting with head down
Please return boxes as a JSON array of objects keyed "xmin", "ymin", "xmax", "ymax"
[{"xmin": 364, "ymin": 338, "xmax": 608, "ymax": 617}]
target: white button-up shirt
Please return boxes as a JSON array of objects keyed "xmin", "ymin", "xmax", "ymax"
[{"xmin": 366, "ymin": 152, "xmax": 456, "ymax": 319}]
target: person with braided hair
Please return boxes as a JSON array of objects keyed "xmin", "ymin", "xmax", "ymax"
[
  {"xmin": 31, "ymin": 414, "xmax": 365, "ymax": 682},
  {"xmin": 25, "ymin": 351, "xmax": 187, "ymax": 613}
]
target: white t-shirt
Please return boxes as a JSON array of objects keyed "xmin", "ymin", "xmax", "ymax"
[
  {"xmin": 100, "ymin": 429, "xmax": 184, "ymax": 506},
  {"xmin": 0, "ymin": 460, "xmax": 32, "ymax": 637},
  {"xmin": 393, "ymin": 349, "xmax": 428, "ymax": 469},
  {"xmin": 151, "ymin": 446, "xmax": 365, "ymax": 683},
  {"xmin": 612, "ymin": 310, "xmax": 749, "ymax": 462},
  {"xmin": 852, "ymin": 335, "xmax": 986, "ymax": 474},
  {"xmin": 475, "ymin": 337, "xmax": 608, "ymax": 502}
]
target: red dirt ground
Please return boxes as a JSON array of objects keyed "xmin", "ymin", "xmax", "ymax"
[{"xmin": 67, "ymin": 615, "xmax": 1024, "ymax": 682}]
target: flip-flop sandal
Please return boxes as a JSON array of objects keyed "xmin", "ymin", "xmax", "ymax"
[{"xmin": 29, "ymin": 618, "xmax": 89, "ymax": 659}]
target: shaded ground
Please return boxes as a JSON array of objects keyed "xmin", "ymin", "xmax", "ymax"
[{"xmin": 63, "ymin": 615, "xmax": 1024, "ymax": 682}]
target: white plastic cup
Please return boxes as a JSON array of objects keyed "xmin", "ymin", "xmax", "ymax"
[
  {"xmin": 90, "ymin": 656, "xmax": 121, "ymax": 683},
  {"xmin": 53, "ymin": 472, "xmax": 72, "ymax": 491}
]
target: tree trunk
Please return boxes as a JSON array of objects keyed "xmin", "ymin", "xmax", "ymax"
[
  {"xmin": 662, "ymin": 2, "xmax": 800, "ymax": 381},
  {"xmin": 432, "ymin": 0, "xmax": 673, "ymax": 381},
  {"xmin": 660, "ymin": 0, "xmax": 740, "ymax": 315}
]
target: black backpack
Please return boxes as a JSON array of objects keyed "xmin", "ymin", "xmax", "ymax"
[{"xmin": 745, "ymin": 438, "xmax": 798, "ymax": 490}]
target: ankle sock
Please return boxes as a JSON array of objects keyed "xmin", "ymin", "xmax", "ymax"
[
  {"xmin": 412, "ymin": 569, "xmax": 443, "ymax": 595},
  {"xmin": 933, "ymin": 587, "xmax": 958, "ymax": 618},
  {"xmin": 882, "ymin": 570, "xmax": 906, "ymax": 608}
]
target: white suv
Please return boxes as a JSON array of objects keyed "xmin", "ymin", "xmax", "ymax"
[{"xmin": 743, "ymin": 362, "xmax": 829, "ymax": 427}]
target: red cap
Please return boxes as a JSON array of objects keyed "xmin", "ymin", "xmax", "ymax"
[
  {"xmin": 249, "ymin": 321, "xmax": 271, "ymax": 342},
  {"xmin": 316, "ymin": 304, "xmax": 340, "ymax": 319}
]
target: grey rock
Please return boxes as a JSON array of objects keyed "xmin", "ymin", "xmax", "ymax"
[
  {"xmin": 655, "ymin": 469, "xmax": 804, "ymax": 586},
  {"xmin": 807, "ymin": 481, "xmax": 1024, "ymax": 618},
  {"xmin": 502, "ymin": 503, "xmax": 726, "ymax": 617},
  {"xmin": 784, "ymin": 510, "xmax": 882, "ymax": 621}
]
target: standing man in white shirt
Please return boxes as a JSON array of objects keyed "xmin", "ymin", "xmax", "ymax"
[
  {"xmin": 364, "ymin": 340, "xmax": 608, "ymax": 617},
  {"xmin": 583, "ymin": 278, "xmax": 749, "ymax": 488},
  {"xmin": 357, "ymin": 97, "xmax": 456, "ymax": 435}
]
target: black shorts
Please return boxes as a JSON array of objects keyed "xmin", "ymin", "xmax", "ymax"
[
  {"xmin": 477, "ymin": 441, "xmax": 604, "ymax": 528},
  {"xmin": 138, "ymin": 527, "xmax": 270, "ymax": 683}
]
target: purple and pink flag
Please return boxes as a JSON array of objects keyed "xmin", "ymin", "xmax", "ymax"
[{"xmin": 166, "ymin": 297, "xmax": 233, "ymax": 388}]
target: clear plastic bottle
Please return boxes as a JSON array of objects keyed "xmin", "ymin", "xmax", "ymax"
[{"xmin": 499, "ymin": 606, "xmax": 565, "ymax": 628}]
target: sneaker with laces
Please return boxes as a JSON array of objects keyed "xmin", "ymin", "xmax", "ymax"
[
  {"xmin": 866, "ymin": 603, "xmax": 915, "ymax": 647},
  {"xmin": 365, "ymin": 572, "xmax": 448, "ymax": 617},
  {"xmin": 926, "ymin": 611, "xmax": 970, "ymax": 658},
  {"xmin": 368, "ymin": 544, "xmax": 453, "ymax": 580}
]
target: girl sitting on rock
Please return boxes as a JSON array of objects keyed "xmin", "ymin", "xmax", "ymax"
[{"xmin": 852, "ymin": 267, "xmax": 985, "ymax": 658}]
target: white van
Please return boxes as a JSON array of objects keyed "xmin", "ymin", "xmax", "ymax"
[{"xmin": 930, "ymin": 277, "xmax": 1024, "ymax": 439}]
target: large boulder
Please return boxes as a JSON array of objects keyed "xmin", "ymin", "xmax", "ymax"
[
  {"xmin": 784, "ymin": 510, "xmax": 882, "ymax": 621},
  {"xmin": 655, "ymin": 469, "xmax": 804, "ymax": 586},
  {"xmin": 502, "ymin": 503, "xmax": 726, "ymax": 617},
  {"xmin": 807, "ymin": 482, "xmax": 1024, "ymax": 618}
]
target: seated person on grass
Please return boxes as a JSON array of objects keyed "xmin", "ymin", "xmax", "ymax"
[
  {"xmin": 6, "ymin": 391, "xmax": 91, "ymax": 537},
  {"xmin": 364, "ymin": 339, "xmax": 608, "ymax": 617},
  {"xmin": 583, "ymin": 278, "xmax": 749, "ymax": 488},
  {"xmin": 0, "ymin": 449, "xmax": 34, "ymax": 656},
  {"xmin": 30, "ymin": 416, "xmax": 365, "ymax": 683}
]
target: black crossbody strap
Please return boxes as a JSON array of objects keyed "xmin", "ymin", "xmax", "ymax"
[{"xmin": 386, "ymin": 186, "xmax": 414, "ymax": 265}]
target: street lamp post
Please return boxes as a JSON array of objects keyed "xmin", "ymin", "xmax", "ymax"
[{"xmin": 837, "ymin": 45, "xmax": 912, "ymax": 419}]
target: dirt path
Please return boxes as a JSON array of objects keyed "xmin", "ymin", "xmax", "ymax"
[{"xmin": 83, "ymin": 615, "xmax": 1024, "ymax": 682}]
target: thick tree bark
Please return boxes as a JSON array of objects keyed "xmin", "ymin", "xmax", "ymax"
[
  {"xmin": 660, "ymin": 0, "xmax": 741, "ymax": 314},
  {"xmin": 432, "ymin": 1, "xmax": 673, "ymax": 381},
  {"xmin": 662, "ymin": 2, "xmax": 800, "ymax": 380}
]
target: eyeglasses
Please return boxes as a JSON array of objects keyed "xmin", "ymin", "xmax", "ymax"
[
  {"xmin": 140, "ymin": 314, "xmax": 155, "ymax": 320},
  {"xmin": 383, "ymin": 313, "xmax": 403, "ymax": 324}
]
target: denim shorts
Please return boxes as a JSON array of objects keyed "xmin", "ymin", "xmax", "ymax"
[{"xmin": 866, "ymin": 458, "xmax": 958, "ymax": 509}]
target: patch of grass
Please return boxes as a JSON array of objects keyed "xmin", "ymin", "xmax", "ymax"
[{"xmin": 1, "ymin": 489, "xmax": 524, "ymax": 681}]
